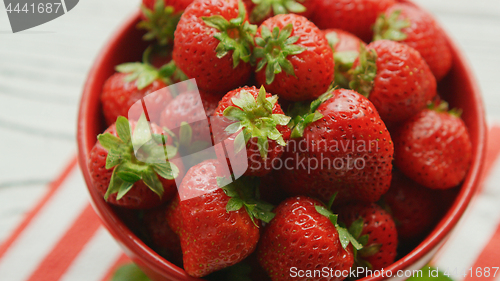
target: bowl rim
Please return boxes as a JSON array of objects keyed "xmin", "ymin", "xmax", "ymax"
[{"xmin": 77, "ymin": 3, "xmax": 487, "ymax": 280}]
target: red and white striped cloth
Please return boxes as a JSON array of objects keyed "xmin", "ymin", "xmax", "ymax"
[{"xmin": 1, "ymin": 126, "xmax": 500, "ymax": 281}]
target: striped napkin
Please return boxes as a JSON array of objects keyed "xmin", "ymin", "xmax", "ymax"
[{"xmin": 0, "ymin": 126, "xmax": 499, "ymax": 281}]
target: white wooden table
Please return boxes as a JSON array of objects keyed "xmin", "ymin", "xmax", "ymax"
[{"xmin": 0, "ymin": 0, "xmax": 499, "ymax": 254}]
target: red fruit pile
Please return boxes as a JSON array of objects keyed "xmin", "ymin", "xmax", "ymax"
[{"xmin": 88, "ymin": 0, "xmax": 472, "ymax": 280}]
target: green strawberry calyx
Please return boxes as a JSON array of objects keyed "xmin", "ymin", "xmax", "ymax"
[
  {"xmin": 97, "ymin": 115, "xmax": 180, "ymax": 201},
  {"xmin": 249, "ymin": 0, "xmax": 306, "ymax": 24},
  {"xmin": 202, "ymin": 1, "xmax": 257, "ymax": 68},
  {"xmin": 254, "ymin": 23, "xmax": 306, "ymax": 85},
  {"xmin": 314, "ymin": 194, "xmax": 363, "ymax": 251},
  {"xmin": 116, "ymin": 46, "xmax": 187, "ymax": 90},
  {"xmin": 347, "ymin": 217, "xmax": 382, "ymax": 269},
  {"xmin": 324, "ymin": 30, "xmax": 361, "ymax": 88},
  {"xmin": 428, "ymin": 101, "xmax": 463, "ymax": 117},
  {"xmin": 348, "ymin": 44, "xmax": 377, "ymax": 98},
  {"xmin": 373, "ymin": 10, "xmax": 411, "ymax": 42},
  {"xmin": 217, "ymin": 176, "xmax": 275, "ymax": 227},
  {"xmin": 288, "ymin": 90, "xmax": 333, "ymax": 138},
  {"xmin": 223, "ymin": 86, "xmax": 291, "ymax": 159},
  {"xmin": 137, "ymin": 0, "xmax": 182, "ymax": 46}
]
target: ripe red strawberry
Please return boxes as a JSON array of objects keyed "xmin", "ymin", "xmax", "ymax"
[
  {"xmin": 338, "ymin": 203, "xmax": 398, "ymax": 271},
  {"xmin": 393, "ymin": 103, "xmax": 472, "ymax": 189},
  {"xmin": 142, "ymin": 205, "xmax": 183, "ymax": 265},
  {"xmin": 382, "ymin": 170, "xmax": 440, "ymax": 243},
  {"xmin": 173, "ymin": 0, "xmax": 256, "ymax": 93},
  {"xmin": 175, "ymin": 159, "xmax": 275, "ymax": 277},
  {"xmin": 311, "ymin": 0, "xmax": 396, "ymax": 42},
  {"xmin": 139, "ymin": 0, "xmax": 183, "ymax": 46},
  {"xmin": 373, "ymin": 3, "xmax": 452, "ymax": 81},
  {"xmin": 101, "ymin": 51, "xmax": 187, "ymax": 125},
  {"xmin": 254, "ymin": 14, "xmax": 334, "ymax": 101},
  {"xmin": 88, "ymin": 116, "xmax": 183, "ymax": 209},
  {"xmin": 276, "ymin": 89, "xmax": 394, "ymax": 204},
  {"xmin": 101, "ymin": 73, "xmax": 169, "ymax": 126},
  {"xmin": 243, "ymin": 0, "xmax": 316, "ymax": 25},
  {"xmin": 213, "ymin": 86, "xmax": 291, "ymax": 177},
  {"xmin": 258, "ymin": 196, "xmax": 358, "ymax": 281},
  {"xmin": 323, "ymin": 29, "xmax": 366, "ymax": 88},
  {"xmin": 349, "ymin": 40, "xmax": 437, "ymax": 127}
]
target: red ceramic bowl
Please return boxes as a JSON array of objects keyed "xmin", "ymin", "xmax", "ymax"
[{"xmin": 77, "ymin": 2, "xmax": 486, "ymax": 280}]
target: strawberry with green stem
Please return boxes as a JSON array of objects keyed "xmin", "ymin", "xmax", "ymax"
[
  {"xmin": 174, "ymin": 159, "xmax": 275, "ymax": 277},
  {"xmin": 276, "ymin": 88, "xmax": 394, "ymax": 204},
  {"xmin": 88, "ymin": 116, "xmax": 184, "ymax": 209},
  {"xmin": 323, "ymin": 29, "xmax": 366, "ymax": 88},
  {"xmin": 258, "ymin": 194, "xmax": 361, "ymax": 281},
  {"xmin": 393, "ymin": 102, "xmax": 472, "ymax": 189},
  {"xmin": 214, "ymin": 86, "xmax": 291, "ymax": 177},
  {"xmin": 338, "ymin": 202, "xmax": 398, "ymax": 271},
  {"xmin": 139, "ymin": 0, "xmax": 184, "ymax": 46},
  {"xmin": 173, "ymin": 0, "xmax": 257, "ymax": 93},
  {"xmin": 349, "ymin": 40, "xmax": 437, "ymax": 127},
  {"xmin": 243, "ymin": 0, "xmax": 316, "ymax": 25},
  {"xmin": 373, "ymin": 3, "xmax": 452, "ymax": 81},
  {"xmin": 254, "ymin": 14, "xmax": 334, "ymax": 101},
  {"xmin": 101, "ymin": 47, "xmax": 186, "ymax": 125}
]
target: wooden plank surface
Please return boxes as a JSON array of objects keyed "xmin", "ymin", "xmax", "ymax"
[{"xmin": 0, "ymin": 0, "xmax": 499, "ymax": 242}]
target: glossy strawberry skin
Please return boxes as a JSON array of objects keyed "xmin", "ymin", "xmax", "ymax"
[
  {"xmin": 173, "ymin": 0, "xmax": 252, "ymax": 93},
  {"xmin": 311, "ymin": 0, "xmax": 395, "ymax": 42},
  {"xmin": 242, "ymin": 0, "xmax": 316, "ymax": 25},
  {"xmin": 324, "ymin": 29, "xmax": 365, "ymax": 53},
  {"xmin": 360, "ymin": 40, "xmax": 436, "ymax": 127},
  {"xmin": 276, "ymin": 89, "xmax": 393, "ymax": 204},
  {"xmin": 255, "ymin": 14, "xmax": 334, "ymax": 101},
  {"xmin": 393, "ymin": 109, "xmax": 472, "ymax": 189},
  {"xmin": 101, "ymin": 73, "xmax": 171, "ymax": 126},
  {"xmin": 339, "ymin": 203, "xmax": 398, "ymax": 270},
  {"xmin": 88, "ymin": 122, "xmax": 181, "ymax": 209},
  {"xmin": 383, "ymin": 170, "xmax": 440, "ymax": 242},
  {"xmin": 214, "ymin": 86, "xmax": 291, "ymax": 177},
  {"xmin": 382, "ymin": 3, "xmax": 452, "ymax": 81},
  {"xmin": 177, "ymin": 160, "xmax": 260, "ymax": 277},
  {"xmin": 258, "ymin": 196, "xmax": 354, "ymax": 281}
]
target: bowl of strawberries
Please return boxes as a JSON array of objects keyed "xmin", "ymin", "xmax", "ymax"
[{"xmin": 77, "ymin": 0, "xmax": 486, "ymax": 280}]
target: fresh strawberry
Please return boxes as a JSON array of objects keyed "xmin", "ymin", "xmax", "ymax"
[
  {"xmin": 175, "ymin": 160, "xmax": 275, "ymax": 277},
  {"xmin": 276, "ymin": 89, "xmax": 394, "ymax": 204},
  {"xmin": 258, "ymin": 196, "xmax": 359, "ymax": 281},
  {"xmin": 254, "ymin": 14, "xmax": 334, "ymax": 101},
  {"xmin": 173, "ymin": 0, "xmax": 256, "ymax": 93},
  {"xmin": 311, "ymin": 0, "xmax": 395, "ymax": 42},
  {"xmin": 349, "ymin": 40, "xmax": 437, "ymax": 127},
  {"xmin": 213, "ymin": 86, "xmax": 291, "ymax": 177},
  {"xmin": 323, "ymin": 29, "xmax": 366, "ymax": 88},
  {"xmin": 101, "ymin": 49, "xmax": 187, "ymax": 125},
  {"xmin": 139, "ymin": 0, "xmax": 184, "ymax": 46},
  {"xmin": 142, "ymin": 205, "xmax": 183, "ymax": 265},
  {"xmin": 338, "ymin": 202, "xmax": 398, "ymax": 271},
  {"xmin": 243, "ymin": 0, "xmax": 316, "ymax": 25},
  {"xmin": 382, "ymin": 170, "xmax": 440, "ymax": 243},
  {"xmin": 393, "ymin": 103, "xmax": 472, "ymax": 189},
  {"xmin": 101, "ymin": 73, "xmax": 169, "ymax": 126},
  {"xmin": 160, "ymin": 89, "xmax": 220, "ymax": 140},
  {"xmin": 373, "ymin": 3, "xmax": 452, "ymax": 81},
  {"xmin": 88, "ymin": 116, "xmax": 183, "ymax": 209}
]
